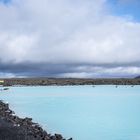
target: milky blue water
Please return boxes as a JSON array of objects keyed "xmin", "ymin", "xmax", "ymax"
[{"xmin": 0, "ymin": 85, "xmax": 140, "ymax": 140}]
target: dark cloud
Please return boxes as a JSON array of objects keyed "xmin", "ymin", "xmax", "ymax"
[{"xmin": 0, "ymin": 61, "xmax": 140, "ymax": 78}]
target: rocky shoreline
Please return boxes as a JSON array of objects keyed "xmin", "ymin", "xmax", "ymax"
[
  {"xmin": 1, "ymin": 78, "xmax": 140, "ymax": 86},
  {"xmin": 0, "ymin": 100, "xmax": 72, "ymax": 140}
]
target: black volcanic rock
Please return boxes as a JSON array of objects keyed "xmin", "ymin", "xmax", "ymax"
[{"xmin": 0, "ymin": 100, "xmax": 72, "ymax": 140}]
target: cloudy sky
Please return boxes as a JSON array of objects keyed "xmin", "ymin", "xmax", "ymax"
[{"xmin": 0, "ymin": 0, "xmax": 140, "ymax": 78}]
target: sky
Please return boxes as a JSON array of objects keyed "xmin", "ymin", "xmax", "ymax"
[{"xmin": 0, "ymin": 0, "xmax": 140, "ymax": 78}]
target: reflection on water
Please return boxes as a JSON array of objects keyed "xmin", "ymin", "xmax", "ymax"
[{"xmin": 1, "ymin": 85, "xmax": 140, "ymax": 140}]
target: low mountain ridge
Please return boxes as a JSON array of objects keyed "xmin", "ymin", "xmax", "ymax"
[{"xmin": 135, "ymin": 76, "xmax": 140, "ymax": 79}]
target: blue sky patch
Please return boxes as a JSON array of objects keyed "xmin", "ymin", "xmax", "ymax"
[
  {"xmin": 108, "ymin": 0, "xmax": 140, "ymax": 21},
  {"xmin": 0, "ymin": 0, "xmax": 11, "ymax": 4}
]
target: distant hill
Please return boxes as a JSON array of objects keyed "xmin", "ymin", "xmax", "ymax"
[{"xmin": 135, "ymin": 76, "xmax": 140, "ymax": 79}]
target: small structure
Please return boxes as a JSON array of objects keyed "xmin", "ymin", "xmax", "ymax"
[{"xmin": 0, "ymin": 80, "xmax": 4, "ymax": 86}]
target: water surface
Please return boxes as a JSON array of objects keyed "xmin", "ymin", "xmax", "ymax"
[{"xmin": 0, "ymin": 85, "xmax": 140, "ymax": 140}]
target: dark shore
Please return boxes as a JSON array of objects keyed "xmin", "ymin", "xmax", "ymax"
[
  {"xmin": 1, "ymin": 78, "xmax": 140, "ymax": 86},
  {"xmin": 0, "ymin": 101, "xmax": 72, "ymax": 140}
]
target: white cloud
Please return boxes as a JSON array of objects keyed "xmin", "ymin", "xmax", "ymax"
[
  {"xmin": 0, "ymin": 72, "xmax": 15, "ymax": 78},
  {"xmin": 0, "ymin": 0, "xmax": 140, "ymax": 77},
  {"xmin": 0, "ymin": 32, "xmax": 39, "ymax": 63}
]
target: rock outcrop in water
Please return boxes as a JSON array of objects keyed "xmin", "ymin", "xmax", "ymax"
[{"xmin": 0, "ymin": 100, "xmax": 72, "ymax": 140}]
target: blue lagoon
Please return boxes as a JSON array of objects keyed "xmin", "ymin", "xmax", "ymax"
[{"xmin": 0, "ymin": 85, "xmax": 140, "ymax": 140}]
